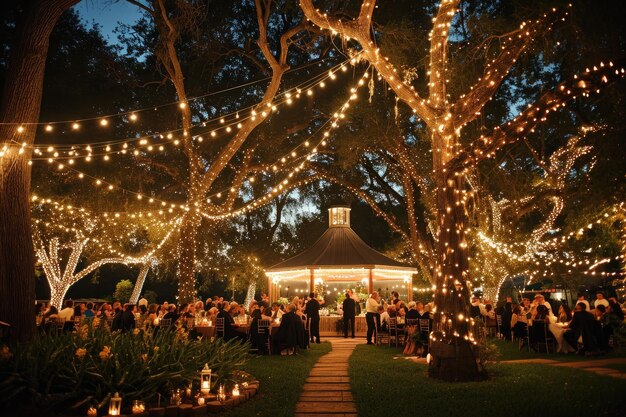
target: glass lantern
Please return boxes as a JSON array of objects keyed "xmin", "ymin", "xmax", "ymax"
[
  {"xmin": 108, "ymin": 392, "xmax": 122, "ymax": 416},
  {"xmin": 232, "ymin": 384, "xmax": 240, "ymax": 397},
  {"xmin": 200, "ymin": 363, "xmax": 212, "ymax": 397}
]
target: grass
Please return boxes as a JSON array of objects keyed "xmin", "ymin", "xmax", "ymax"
[
  {"xmin": 223, "ymin": 342, "xmax": 331, "ymax": 417},
  {"xmin": 349, "ymin": 344, "xmax": 626, "ymax": 417},
  {"xmin": 494, "ymin": 339, "xmax": 626, "ymax": 362}
]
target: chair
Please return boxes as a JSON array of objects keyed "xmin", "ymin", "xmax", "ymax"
[
  {"xmin": 388, "ymin": 318, "xmax": 405, "ymax": 348},
  {"xmin": 514, "ymin": 322, "xmax": 530, "ymax": 352},
  {"xmin": 485, "ymin": 316, "xmax": 497, "ymax": 337},
  {"xmin": 160, "ymin": 318, "xmax": 172, "ymax": 328},
  {"xmin": 532, "ymin": 321, "xmax": 555, "ymax": 353},
  {"xmin": 419, "ymin": 319, "xmax": 431, "ymax": 349},
  {"xmin": 405, "ymin": 319, "xmax": 419, "ymax": 338},
  {"xmin": 496, "ymin": 314, "xmax": 503, "ymax": 339},
  {"xmin": 215, "ymin": 318, "xmax": 225, "ymax": 338},
  {"xmin": 376, "ymin": 319, "xmax": 389, "ymax": 345},
  {"xmin": 257, "ymin": 319, "xmax": 272, "ymax": 355}
]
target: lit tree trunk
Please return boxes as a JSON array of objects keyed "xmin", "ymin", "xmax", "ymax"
[
  {"xmin": 129, "ymin": 263, "xmax": 151, "ymax": 304},
  {"xmin": 177, "ymin": 212, "xmax": 201, "ymax": 303},
  {"xmin": 0, "ymin": 0, "xmax": 78, "ymax": 342},
  {"xmin": 430, "ymin": 135, "xmax": 483, "ymax": 379},
  {"xmin": 36, "ymin": 234, "xmax": 132, "ymax": 309}
]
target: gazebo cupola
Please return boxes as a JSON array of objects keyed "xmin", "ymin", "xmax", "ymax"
[
  {"xmin": 265, "ymin": 205, "xmax": 417, "ymax": 302},
  {"xmin": 329, "ymin": 206, "xmax": 350, "ymax": 228}
]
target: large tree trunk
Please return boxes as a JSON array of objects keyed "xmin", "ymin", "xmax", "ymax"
[
  {"xmin": 0, "ymin": 0, "xmax": 77, "ymax": 342},
  {"xmin": 428, "ymin": 132, "xmax": 486, "ymax": 381},
  {"xmin": 177, "ymin": 213, "xmax": 200, "ymax": 303},
  {"xmin": 130, "ymin": 264, "xmax": 150, "ymax": 304}
]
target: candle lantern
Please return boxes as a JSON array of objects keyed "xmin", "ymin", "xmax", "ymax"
[
  {"xmin": 108, "ymin": 392, "xmax": 122, "ymax": 416},
  {"xmin": 171, "ymin": 389, "xmax": 181, "ymax": 406},
  {"xmin": 87, "ymin": 406, "xmax": 98, "ymax": 417},
  {"xmin": 232, "ymin": 384, "xmax": 240, "ymax": 397},
  {"xmin": 131, "ymin": 400, "xmax": 145, "ymax": 414},
  {"xmin": 185, "ymin": 383, "xmax": 192, "ymax": 398},
  {"xmin": 200, "ymin": 363, "xmax": 212, "ymax": 397},
  {"xmin": 197, "ymin": 396, "xmax": 205, "ymax": 406},
  {"xmin": 217, "ymin": 385, "xmax": 226, "ymax": 403}
]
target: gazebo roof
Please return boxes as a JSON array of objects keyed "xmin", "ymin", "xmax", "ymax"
[{"xmin": 266, "ymin": 206, "xmax": 416, "ymax": 273}]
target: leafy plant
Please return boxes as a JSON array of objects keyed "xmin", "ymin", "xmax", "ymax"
[
  {"xmin": 0, "ymin": 321, "xmax": 249, "ymax": 414},
  {"xmin": 113, "ymin": 279, "xmax": 133, "ymax": 303}
]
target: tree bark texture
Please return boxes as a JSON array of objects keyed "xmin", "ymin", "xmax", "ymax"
[{"xmin": 0, "ymin": 0, "xmax": 78, "ymax": 342}]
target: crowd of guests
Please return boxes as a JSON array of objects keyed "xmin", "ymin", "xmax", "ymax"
[
  {"xmin": 470, "ymin": 292, "xmax": 625, "ymax": 354},
  {"xmin": 35, "ymin": 292, "xmax": 328, "ymax": 356}
]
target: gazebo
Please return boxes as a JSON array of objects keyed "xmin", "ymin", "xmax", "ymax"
[{"xmin": 265, "ymin": 206, "xmax": 417, "ymax": 303}]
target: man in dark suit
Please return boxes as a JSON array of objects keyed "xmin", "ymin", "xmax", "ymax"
[
  {"xmin": 564, "ymin": 302, "xmax": 600, "ymax": 353},
  {"xmin": 120, "ymin": 304, "xmax": 136, "ymax": 333},
  {"xmin": 305, "ymin": 292, "xmax": 321, "ymax": 343},
  {"xmin": 342, "ymin": 291, "xmax": 356, "ymax": 338}
]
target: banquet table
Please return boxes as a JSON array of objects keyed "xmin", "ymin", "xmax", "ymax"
[{"xmin": 194, "ymin": 325, "xmax": 216, "ymax": 339}]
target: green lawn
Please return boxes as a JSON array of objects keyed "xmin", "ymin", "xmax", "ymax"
[
  {"xmin": 349, "ymin": 344, "xmax": 626, "ymax": 417},
  {"xmin": 494, "ymin": 339, "xmax": 626, "ymax": 362},
  {"xmin": 223, "ymin": 342, "xmax": 331, "ymax": 417}
]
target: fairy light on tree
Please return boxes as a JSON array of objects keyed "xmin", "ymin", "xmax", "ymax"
[{"xmin": 300, "ymin": 0, "xmax": 626, "ymax": 381}]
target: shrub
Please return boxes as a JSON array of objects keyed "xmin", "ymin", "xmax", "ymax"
[
  {"xmin": 0, "ymin": 321, "xmax": 249, "ymax": 414},
  {"xmin": 113, "ymin": 279, "xmax": 133, "ymax": 303}
]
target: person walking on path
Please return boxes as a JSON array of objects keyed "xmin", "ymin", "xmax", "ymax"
[
  {"xmin": 365, "ymin": 291, "xmax": 380, "ymax": 345},
  {"xmin": 342, "ymin": 290, "xmax": 356, "ymax": 338},
  {"xmin": 305, "ymin": 292, "xmax": 321, "ymax": 344}
]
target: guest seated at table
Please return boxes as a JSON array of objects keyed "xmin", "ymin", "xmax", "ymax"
[
  {"xmin": 602, "ymin": 300, "xmax": 625, "ymax": 349},
  {"xmin": 270, "ymin": 303, "xmax": 284, "ymax": 321},
  {"xmin": 594, "ymin": 292, "xmax": 609, "ymax": 309},
  {"xmin": 58, "ymin": 300, "xmax": 75, "ymax": 323},
  {"xmin": 594, "ymin": 305, "xmax": 606, "ymax": 321},
  {"xmin": 564, "ymin": 302, "xmax": 601, "ymax": 354},
  {"xmin": 576, "ymin": 294, "xmax": 590, "ymax": 311},
  {"xmin": 416, "ymin": 302, "xmax": 431, "ymax": 320},
  {"xmin": 162, "ymin": 304, "xmax": 180, "ymax": 326},
  {"xmin": 406, "ymin": 301, "xmax": 419, "ymax": 320},
  {"xmin": 275, "ymin": 304, "xmax": 306, "ymax": 355},
  {"xmin": 557, "ymin": 303, "xmax": 572, "ymax": 324},
  {"xmin": 39, "ymin": 306, "xmax": 59, "ymax": 332},
  {"xmin": 511, "ymin": 305, "xmax": 528, "ymax": 341},
  {"xmin": 217, "ymin": 302, "xmax": 242, "ymax": 341},
  {"xmin": 379, "ymin": 305, "xmax": 390, "ymax": 332},
  {"xmin": 501, "ymin": 301, "xmax": 513, "ymax": 341},
  {"xmin": 84, "ymin": 302, "xmax": 96, "ymax": 318}
]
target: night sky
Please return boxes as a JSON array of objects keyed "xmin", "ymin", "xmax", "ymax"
[{"xmin": 73, "ymin": 0, "xmax": 142, "ymax": 43}]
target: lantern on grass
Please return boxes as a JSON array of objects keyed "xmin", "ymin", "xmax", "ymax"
[
  {"xmin": 217, "ymin": 385, "xmax": 226, "ymax": 402},
  {"xmin": 131, "ymin": 400, "xmax": 145, "ymax": 414},
  {"xmin": 108, "ymin": 392, "xmax": 122, "ymax": 416},
  {"xmin": 200, "ymin": 363, "xmax": 211, "ymax": 396},
  {"xmin": 86, "ymin": 406, "xmax": 97, "ymax": 417},
  {"xmin": 232, "ymin": 384, "xmax": 240, "ymax": 397}
]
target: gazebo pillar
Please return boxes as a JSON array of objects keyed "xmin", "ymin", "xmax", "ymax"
[
  {"xmin": 309, "ymin": 268, "xmax": 315, "ymax": 295},
  {"xmin": 368, "ymin": 268, "xmax": 374, "ymax": 295}
]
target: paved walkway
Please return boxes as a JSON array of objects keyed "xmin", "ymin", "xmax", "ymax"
[{"xmin": 295, "ymin": 338, "xmax": 364, "ymax": 417}]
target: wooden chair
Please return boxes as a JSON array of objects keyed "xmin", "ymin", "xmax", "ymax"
[
  {"xmin": 215, "ymin": 318, "xmax": 225, "ymax": 338},
  {"xmin": 419, "ymin": 319, "xmax": 431, "ymax": 349},
  {"xmin": 376, "ymin": 318, "xmax": 389, "ymax": 345},
  {"xmin": 496, "ymin": 314, "xmax": 503, "ymax": 339},
  {"xmin": 388, "ymin": 318, "xmax": 405, "ymax": 348},
  {"xmin": 160, "ymin": 318, "xmax": 172, "ymax": 328},
  {"xmin": 532, "ymin": 321, "xmax": 556, "ymax": 353},
  {"xmin": 257, "ymin": 319, "xmax": 272, "ymax": 355}
]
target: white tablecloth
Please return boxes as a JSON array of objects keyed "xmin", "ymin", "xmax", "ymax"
[{"xmin": 548, "ymin": 322, "xmax": 576, "ymax": 353}]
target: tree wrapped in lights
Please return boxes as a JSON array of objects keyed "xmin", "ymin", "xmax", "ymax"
[{"xmin": 300, "ymin": 0, "xmax": 625, "ymax": 380}]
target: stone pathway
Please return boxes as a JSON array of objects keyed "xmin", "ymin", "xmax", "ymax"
[{"xmin": 295, "ymin": 338, "xmax": 364, "ymax": 417}]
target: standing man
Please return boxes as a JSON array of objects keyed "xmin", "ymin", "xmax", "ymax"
[
  {"xmin": 365, "ymin": 291, "xmax": 380, "ymax": 345},
  {"xmin": 342, "ymin": 290, "xmax": 356, "ymax": 338},
  {"xmin": 305, "ymin": 292, "xmax": 321, "ymax": 344}
]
